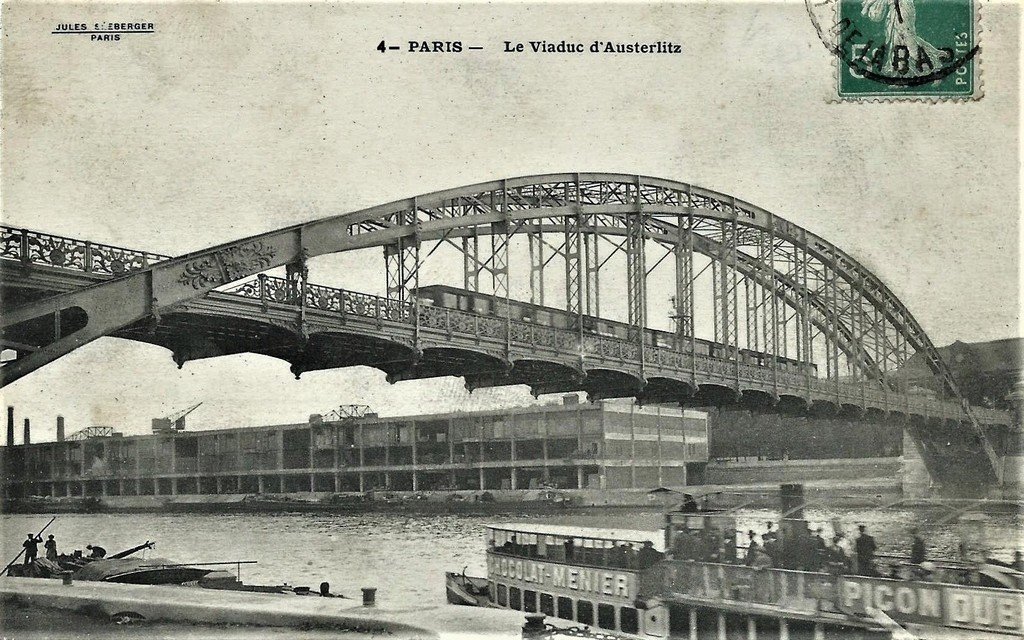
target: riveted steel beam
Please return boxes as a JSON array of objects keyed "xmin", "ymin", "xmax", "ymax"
[{"xmin": 0, "ymin": 172, "xmax": 998, "ymax": 484}]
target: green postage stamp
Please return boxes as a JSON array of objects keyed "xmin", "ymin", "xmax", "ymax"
[{"xmin": 812, "ymin": 0, "xmax": 980, "ymax": 100}]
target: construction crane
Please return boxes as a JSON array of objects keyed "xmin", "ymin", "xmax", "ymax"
[{"xmin": 151, "ymin": 402, "xmax": 203, "ymax": 434}]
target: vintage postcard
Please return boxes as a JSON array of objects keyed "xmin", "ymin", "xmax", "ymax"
[{"xmin": 0, "ymin": 2, "xmax": 1019, "ymax": 639}]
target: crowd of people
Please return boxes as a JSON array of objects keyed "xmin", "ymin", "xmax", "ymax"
[
  {"xmin": 669, "ymin": 521, "xmax": 886, "ymax": 575},
  {"xmin": 490, "ymin": 523, "xmax": 1024, "ymax": 585}
]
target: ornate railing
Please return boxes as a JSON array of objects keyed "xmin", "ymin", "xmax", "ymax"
[
  {"xmin": 0, "ymin": 226, "xmax": 169, "ymax": 275},
  {"xmin": 1, "ymin": 225, "xmax": 1007, "ymax": 424}
]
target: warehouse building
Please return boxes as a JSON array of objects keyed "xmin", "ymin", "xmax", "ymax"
[{"xmin": 0, "ymin": 399, "xmax": 708, "ymax": 499}]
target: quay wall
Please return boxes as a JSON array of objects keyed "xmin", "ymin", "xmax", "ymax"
[
  {"xmin": 8, "ymin": 477, "xmax": 901, "ymax": 513},
  {"xmin": 704, "ymin": 456, "xmax": 900, "ymax": 486},
  {"xmin": 0, "ymin": 577, "xmax": 527, "ymax": 639}
]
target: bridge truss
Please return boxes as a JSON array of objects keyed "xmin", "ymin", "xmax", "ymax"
[{"xmin": 0, "ymin": 173, "xmax": 1007, "ymax": 491}]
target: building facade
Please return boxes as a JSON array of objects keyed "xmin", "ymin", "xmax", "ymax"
[{"xmin": 0, "ymin": 400, "xmax": 708, "ymax": 499}]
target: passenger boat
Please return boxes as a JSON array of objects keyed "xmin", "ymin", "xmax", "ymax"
[
  {"xmin": 447, "ymin": 490, "xmax": 1024, "ymax": 639},
  {"xmin": 448, "ymin": 522, "xmax": 674, "ymax": 638}
]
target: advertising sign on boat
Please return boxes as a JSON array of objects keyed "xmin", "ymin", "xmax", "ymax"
[
  {"xmin": 840, "ymin": 576, "xmax": 1024, "ymax": 636},
  {"xmin": 660, "ymin": 561, "xmax": 838, "ymax": 615},
  {"xmin": 486, "ymin": 553, "xmax": 637, "ymax": 602}
]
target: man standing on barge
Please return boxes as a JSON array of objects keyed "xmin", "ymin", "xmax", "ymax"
[{"xmin": 22, "ymin": 533, "xmax": 42, "ymax": 564}]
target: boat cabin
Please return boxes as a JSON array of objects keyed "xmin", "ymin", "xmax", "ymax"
[{"xmin": 485, "ymin": 523, "xmax": 669, "ymax": 638}]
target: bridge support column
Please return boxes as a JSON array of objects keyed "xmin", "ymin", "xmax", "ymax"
[
  {"xmin": 510, "ymin": 468, "xmax": 518, "ymax": 490},
  {"xmin": 478, "ymin": 467, "xmax": 485, "ymax": 490},
  {"xmin": 542, "ymin": 438, "xmax": 550, "ymax": 480},
  {"xmin": 215, "ymin": 476, "xmax": 222, "ymax": 494},
  {"xmin": 812, "ymin": 622, "xmax": 824, "ymax": 640},
  {"xmin": 576, "ymin": 466, "xmax": 584, "ymax": 489},
  {"xmin": 358, "ymin": 472, "xmax": 365, "ymax": 493},
  {"xmin": 412, "ymin": 471, "xmax": 419, "ymax": 492},
  {"xmin": 674, "ymin": 210, "xmax": 695, "ymax": 344},
  {"xmin": 170, "ymin": 478, "xmax": 178, "ymax": 496},
  {"xmin": 257, "ymin": 475, "xmax": 265, "ymax": 494}
]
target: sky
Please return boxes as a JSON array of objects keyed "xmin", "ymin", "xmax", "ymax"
[{"xmin": 1, "ymin": 2, "xmax": 1019, "ymax": 440}]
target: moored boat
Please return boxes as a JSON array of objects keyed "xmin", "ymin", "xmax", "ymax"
[
  {"xmin": 446, "ymin": 570, "xmax": 491, "ymax": 606},
  {"xmin": 447, "ymin": 486, "xmax": 1024, "ymax": 639},
  {"xmin": 74, "ymin": 558, "xmax": 215, "ymax": 585}
]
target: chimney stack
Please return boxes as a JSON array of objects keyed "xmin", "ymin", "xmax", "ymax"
[
  {"xmin": 57, "ymin": 416, "xmax": 65, "ymax": 442},
  {"xmin": 6, "ymin": 406, "xmax": 13, "ymax": 446},
  {"xmin": 23, "ymin": 418, "xmax": 31, "ymax": 445}
]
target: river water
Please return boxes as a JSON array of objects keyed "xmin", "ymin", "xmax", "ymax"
[{"xmin": 1, "ymin": 505, "xmax": 1021, "ymax": 635}]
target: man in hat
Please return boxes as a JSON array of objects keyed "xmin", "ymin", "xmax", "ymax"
[
  {"xmin": 910, "ymin": 527, "xmax": 926, "ymax": 565},
  {"xmin": 829, "ymin": 535, "xmax": 848, "ymax": 572},
  {"xmin": 812, "ymin": 528, "xmax": 829, "ymax": 570},
  {"xmin": 637, "ymin": 540, "xmax": 663, "ymax": 569},
  {"xmin": 22, "ymin": 533, "xmax": 42, "ymax": 564},
  {"xmin": 744, "ymin": 530, "xmax": 760, "ymax": 566},
  {"xmin": 855, "ymin": 525, "xmax": 877, "ymax": 575},
  {"xmin": 681, "ymin": 494, "xmax": 699, "ymax": 513}
]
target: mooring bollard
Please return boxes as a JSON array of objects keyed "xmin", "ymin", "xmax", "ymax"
[
  {"xmin": 521, "ymin": 613, "xmax": 546, "ymax": 638},
  {"xmin": 361, "ymin": 587, "xmax": 377, "ymax": 606},
  {"xmin": 62, "ymin": 571, "xmax": 73, "ymax": 586}
]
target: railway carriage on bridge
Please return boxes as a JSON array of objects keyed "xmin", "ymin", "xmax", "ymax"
[{"xmin": 415, "ymin": 284, "xmax": 818, "ymax": 377}]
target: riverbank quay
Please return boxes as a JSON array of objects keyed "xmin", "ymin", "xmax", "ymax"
[
  {"xmin": 2, "ymin": 477, "xmax": 901, "ymax": 514},
  {"xmin": 0, "ymin": 576, "xmax": 529, "ymax": 639}
]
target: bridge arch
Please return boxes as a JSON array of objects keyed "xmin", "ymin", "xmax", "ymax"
[{"xmin": 0, "ymin": 172, "xmax": 1000, "ymax": 485}]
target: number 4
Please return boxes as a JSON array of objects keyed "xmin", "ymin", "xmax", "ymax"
[{"xmin": 377, "ymin": 40, "xmax": 386, "ymax": 53}]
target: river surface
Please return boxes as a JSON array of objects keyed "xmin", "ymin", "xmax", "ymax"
[
  {"xmin": 3, "ymin": 506, "xmax": 1022, "ymax": 601},
  {"xmin": 1, "ymin": 505, "xmax": 1021, "ymax": 638}
]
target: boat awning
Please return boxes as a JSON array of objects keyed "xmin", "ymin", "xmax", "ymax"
[{"xmin": 487, "ymin": 523, "xmax": 664, "ymax": 549}]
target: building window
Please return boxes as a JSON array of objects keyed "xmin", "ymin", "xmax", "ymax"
[
  {"xmin": 539, "ymin": 593, "xmax": 555, "ymax": 616},
  {"xmin": 577, "ymin": 600, "xmax": 594, "ymax": 626},
  {"xmin": 557, "ymin": 597, "xmax": 574, "ymax": 620},
  {"xmin": 509, "ymin": 587, "xmax": 522, "ymax": 610},
  {"xmin": 597, "ymin": 603, "xmax": 616, "ymax": 630},
  {"xmin": 497, "ymin": 583, "xmax": 508, "ymax": 607},
  {"xmin": 620, "ymin": 607, "xmax": 639, "ymax": 634},
  {"xmin": 523, "ymin": 590, "xmax": 537, "ymax": 613}
]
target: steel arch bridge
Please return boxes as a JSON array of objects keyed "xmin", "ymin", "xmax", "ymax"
[{"xmin": 0, "ymin": 173, "xmax": 1008, "ymax": 493}]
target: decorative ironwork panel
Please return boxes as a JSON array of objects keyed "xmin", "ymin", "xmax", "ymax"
[
  {"xmin": 25, "ymin": 231, "xmax": 87, "ymax": 270},
  {"xmin": 305, "ymin": 283, "xmax": 342, "ymax": 312},
  {"xmin": 91, "ymin": 242, "xmax": 167, "ymax": 275}
]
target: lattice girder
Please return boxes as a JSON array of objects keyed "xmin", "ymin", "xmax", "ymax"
[{"xmin": 0, "ymin": 172, "xmax": 998, "ymax": 483}]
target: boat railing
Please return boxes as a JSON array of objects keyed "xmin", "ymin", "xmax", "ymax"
[{"xmin": 486, "ymin": 546, "xmax": 662, "ymax": 573}]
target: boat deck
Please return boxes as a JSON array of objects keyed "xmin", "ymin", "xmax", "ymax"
[{"xmin": 0, "ymin": 576, "xmax": 529, "ymax": 639}]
